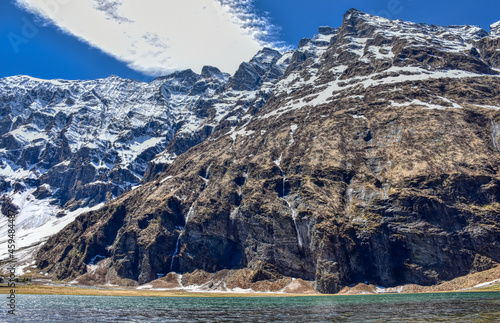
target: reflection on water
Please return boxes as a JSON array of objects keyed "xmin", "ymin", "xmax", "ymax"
[{"xmin": 1, "ymin": 292, "xmax": 499, "ymax": 322}]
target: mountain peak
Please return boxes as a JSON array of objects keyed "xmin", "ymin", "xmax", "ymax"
[
  {"xmin": 201, "ymin": 66, "xmax": 224, "ymax": 79},
  {"xmin": 250, "ymin": 47, "xmax": 282, "ymax": 66},
  {"xmin": 344, "ymin": 8, "xmax": 364, "ymax": 19},
  {"xmin": 342, "ymin": 8, "xmax": 382, "ymax": 25},
  {"xmin": 225, "ymin": 47, "xmax": 284, "ymax": 91},
  {"xmin": 492, "ymin": 21, "xmax": 500, "ymax": 36},
  {"xmin": 340, "ymin": 8, "xmax": 390, "ymax": 38}
]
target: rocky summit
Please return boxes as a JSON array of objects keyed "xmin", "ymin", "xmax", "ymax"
[{"xmin": 3, "ymin": 9, "xmax": 500, "ymax": 293}]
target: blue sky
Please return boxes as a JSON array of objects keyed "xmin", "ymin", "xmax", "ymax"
[{"xmin": 1, "ymin": 0, "xmax": 499, "ymax": 81}]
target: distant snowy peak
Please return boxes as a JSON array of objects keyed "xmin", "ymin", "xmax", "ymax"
[
  {"xmin": 250, "ymin": 48, "xmax": 282, "ymax": 66},
  {"xmin": 3, "ymin": 74, "xmax": 140, "ymax": 87},
  {"xmin": 266, "ymin": 9, "xmax": 500, "ymax": 121},
  {"xmin": 491, "ymin": 21, "xmax": 500, "ymax": 36},
  {"xmin": 342, "ymin": 8, "xmax": 487, "ymax": 42},
  {"xmin": 226, "ymin": 48, "xmax": 286, "ymax": 91},
  {"xmin": 291, "ymin": 7, "xmax": 491, "ymax": 75},
  {"xmin": 200, "ymin": 66, "xmax": 229, "ymax": 80}
]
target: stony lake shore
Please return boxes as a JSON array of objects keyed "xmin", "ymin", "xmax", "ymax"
[{"xmin": 1, "ymin": 265, "xmax": 499, "ymax": 297}]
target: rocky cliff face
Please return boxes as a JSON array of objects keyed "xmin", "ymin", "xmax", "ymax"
[{"xmin": 16, "ymin": 9, "xmax": 500, "ymax": 293}]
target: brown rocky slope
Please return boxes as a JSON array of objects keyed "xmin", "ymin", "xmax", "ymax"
[{"xmin": 36, "ymin": 9, "xmax": 500, "ymax": 294}]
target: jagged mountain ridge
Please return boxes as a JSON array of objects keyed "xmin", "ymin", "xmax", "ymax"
[{"xmin": 4, "ymin": 9, "xmax": 500, "ymax": 293}]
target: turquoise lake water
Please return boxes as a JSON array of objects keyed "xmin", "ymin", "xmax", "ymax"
[{"xmin": 1, "ymin": 292, "xmax": 499, "ymax": 322}]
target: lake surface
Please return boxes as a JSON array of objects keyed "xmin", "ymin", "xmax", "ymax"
[{"xmin": 1, "ymin": 292, "xmax": 499, "ymax": 322}]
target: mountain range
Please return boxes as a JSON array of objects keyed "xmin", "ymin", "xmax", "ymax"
[{"xmin": 1, "ymin": 9, "xmax": 500, "ymax": 293}]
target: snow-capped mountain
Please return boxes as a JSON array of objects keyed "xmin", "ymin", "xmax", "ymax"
[
  {"xmin": 0, "ymin": 48, "xmax": 287, "ymax": 265},
  {"xmin": 3, "ymin": 9, "xmax": 500, "ymax": 293},
  {"xmin": 491, "ymin": 20, "xmax": 500, "ymax": 36}
]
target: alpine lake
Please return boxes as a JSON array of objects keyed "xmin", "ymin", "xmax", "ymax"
[{"xmin": 1, "ymin": 291, "xmax": 499, "ymax": 322}]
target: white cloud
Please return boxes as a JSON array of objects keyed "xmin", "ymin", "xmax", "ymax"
[{"xmin": 15, "ymin": 0, "xmax": 284, "ymax": 76}]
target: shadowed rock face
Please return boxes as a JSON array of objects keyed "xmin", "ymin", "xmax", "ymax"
[{"xmin": 36, "ymin": 9, "xmax": 500, "ymax": 293}]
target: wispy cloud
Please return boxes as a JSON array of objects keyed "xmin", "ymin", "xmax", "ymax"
[{"xmin": 15, "ymin": 0, "xmax": 285, "ymax": 76}]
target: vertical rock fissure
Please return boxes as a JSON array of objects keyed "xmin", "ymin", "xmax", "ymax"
[
  {"xmin": 285, "ymin": 200, "xmax": 303, "ymax": 249},
  {"xmin": 274, "ymin": 153, "xmax": 303, "ymax": 248},
  {"xmin": 205, "ymin": 162, "xmax": 213, "ymax": 179},
  {"xmin": 169, "ymin": 232, "xmax": 182, "ymax": 272},
  {"xmin": 274, "ymin": 153, "xmax": 286, "ymax": 197},
  {"xmin": 169, "ymin": 204, "xmax": 195, "ymax": 273}
]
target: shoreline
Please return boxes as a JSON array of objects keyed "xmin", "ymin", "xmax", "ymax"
[
  {"xmin": 0, "ymin": 283, "xmax": 498, "ymax": 298},
  {"xmin": 0, "ymin": 284, "xmax": 315, "ymax": 297},
  {"xmin": 2, "ymin": 265, "xmax": 499, "ymax": 297}
]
